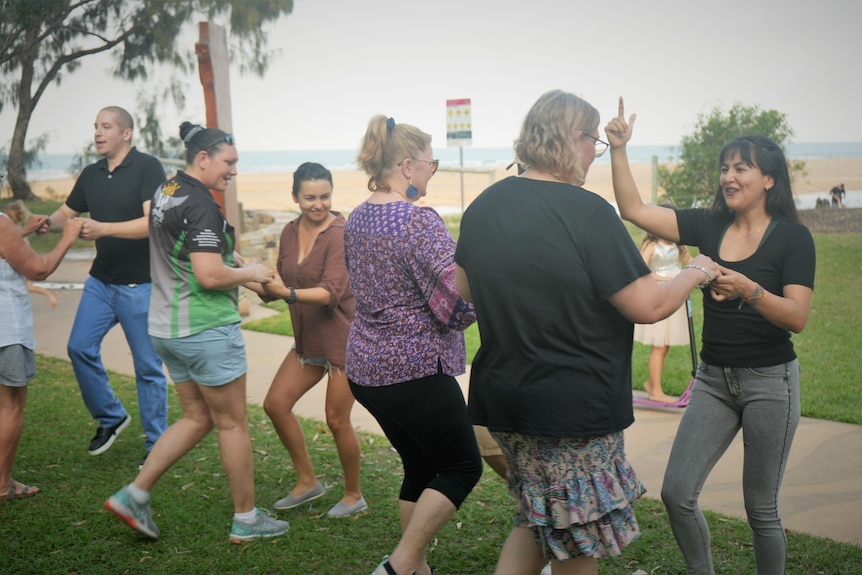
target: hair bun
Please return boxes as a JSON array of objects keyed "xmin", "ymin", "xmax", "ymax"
[{"xmin": 179, "ymin": 122, "xmax": 204, "ymax": 146}]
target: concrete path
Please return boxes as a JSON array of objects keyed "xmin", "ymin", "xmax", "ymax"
[{"xmin": 29, "ymin": 254, "xmax": 862, "ymax": 546}]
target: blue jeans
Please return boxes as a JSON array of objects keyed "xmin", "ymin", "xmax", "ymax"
[
  {"xmin": 661, "ymin": 360, "xmax": 800, "ymax": 575},
  {"xmin": 67, "ymin": 277, "xmax": 168, "ymax": 450}
]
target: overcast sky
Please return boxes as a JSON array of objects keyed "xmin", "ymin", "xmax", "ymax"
[{"xmin": 2, "ymin": 0, "xmax": 860, "ymax": 155}]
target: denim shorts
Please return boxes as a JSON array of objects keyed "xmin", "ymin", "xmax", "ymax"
[
  {"xmin": 150, "ymin": 323, "xmax": 247, "ymax": 387},
  {"xmin": 293, "ymin": 344, "xmax": 339, "ymax": 374},
  {"xmin": 0, "ymin": 344, "xmax": 36, "ymax": 387}
]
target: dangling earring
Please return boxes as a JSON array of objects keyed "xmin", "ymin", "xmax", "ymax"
[{"xmin": 406, "ymin": 177, "xmax": 419, "ymax": 199}]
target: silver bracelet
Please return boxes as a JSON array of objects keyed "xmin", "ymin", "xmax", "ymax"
[{"xmin": 685, "ymin": 264, "xmax": 711, "ymax": 289}]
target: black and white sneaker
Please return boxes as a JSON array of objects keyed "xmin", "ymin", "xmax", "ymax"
[
  {"xmin": 138, "ymin": 452, "xmax": 149, "ymax": 470},
  {"xmin": 88, "ymin": 414, "xmax": 131, "ymax": 455}
]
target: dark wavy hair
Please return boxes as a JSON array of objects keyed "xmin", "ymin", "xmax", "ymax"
[
  {"xmin": 292, "ymin": 162, "xmax": 333, "ymax": 196},
  {"xmin": 710, "ymin": 135, "xmax": 799, "ymax": 223}
]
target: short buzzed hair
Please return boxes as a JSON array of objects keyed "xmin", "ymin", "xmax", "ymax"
[{"xmin": 101, "ymin": 106, "xmax": 134, "ymax": 132}]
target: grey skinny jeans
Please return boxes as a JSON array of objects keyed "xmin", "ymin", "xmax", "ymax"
[{"xmin": 661, "ymin": 359, "xmax": 800, "ymax": 575}]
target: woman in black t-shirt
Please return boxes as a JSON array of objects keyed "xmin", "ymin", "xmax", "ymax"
[
  {"xmin": 455, "ymin": 90, "xmax": 719, "ymax": 575},
  {"xmin": 608, "ymin": 99, "xmax": 815, "ymax": 575}
]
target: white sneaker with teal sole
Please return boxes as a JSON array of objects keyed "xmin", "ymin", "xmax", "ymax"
[{"xmin": 229, "ymin": 508, "xmax": 289, "ymax": 543}]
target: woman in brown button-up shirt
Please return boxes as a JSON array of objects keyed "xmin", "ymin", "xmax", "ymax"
[{"xmin": 256, "ymin": 162, "xmax": 364, "ymax": 518}]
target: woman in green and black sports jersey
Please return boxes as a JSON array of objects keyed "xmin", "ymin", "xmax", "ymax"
[{"xmin": 105, "ymin": 122, "xmax": 289, "ymax": 544}]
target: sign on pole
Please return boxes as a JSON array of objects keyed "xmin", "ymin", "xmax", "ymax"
[
  {"xmin": 446, "ymin": 99, "xmax": 472, "ymax": 147},
  {"xmin": 447, "ymin": 98, "xmax": 472, "ymax": 213}
]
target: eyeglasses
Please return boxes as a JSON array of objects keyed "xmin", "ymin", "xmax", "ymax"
[
  {"xmin": 582, "ymin": 133, "xmax": 608, "ymax": 158},
  {"xmin": 399, "ymin": 158, "xmax": 439, "ymax": 175},
  {"xmin": 203, "ymin": 133, "xmax": 236, "ymax": 150}
]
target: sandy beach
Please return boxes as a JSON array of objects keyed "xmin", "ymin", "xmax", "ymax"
[{"xmin": 23, "ymin": 157, "xmax": 862, "ymax": 214}]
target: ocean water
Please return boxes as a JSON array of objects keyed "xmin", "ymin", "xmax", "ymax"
[{"xmin": 19, "ymin": 142, "xmax": 862, "ymax": 181}]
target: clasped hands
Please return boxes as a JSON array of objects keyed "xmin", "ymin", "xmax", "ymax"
[
  {"xmin": 233, "ymin": 251, "xmax": 290, "ymax": 298},
  {"xmin": 708, "ymin": 265, "xmax": 759, "ymax": 303},
  {"xmin": 34, "ymin": 215, "xmax": 102, "ymax": 239},
  {"xmin": 690, "ymin": 256, "xmax": 755, "ymax": 302}
]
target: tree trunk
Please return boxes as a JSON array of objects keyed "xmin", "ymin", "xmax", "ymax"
[
  {"xmin": 7, "ymin": 110, "xmax": 37, "ymax": 201},
  {"xmin": 7, "ymin": 28, "xmax": 40, "ymax": 201}
]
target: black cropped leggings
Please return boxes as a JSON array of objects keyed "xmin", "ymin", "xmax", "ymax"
[{"xmin": 349, "ymin": 371, "xmax": 482, "ymax": 508}]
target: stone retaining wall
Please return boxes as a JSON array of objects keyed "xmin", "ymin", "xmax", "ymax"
[
  {"xmin": 237, "ymin": 209, "xmax": 297, "ymax": 316},
  {"xmin": 798, "ymin": 207, "xmax": 862, "ymax": 233}
]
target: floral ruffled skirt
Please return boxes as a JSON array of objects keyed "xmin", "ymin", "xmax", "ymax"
[{"xmin": 491, "ymin": 430, "xmax": 645, "ymax": 561}]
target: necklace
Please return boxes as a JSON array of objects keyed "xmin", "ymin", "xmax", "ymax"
[
  {"xmin": 533, "ymin": 169, "xmax": 577, "ymax": 186},
  {"xmin": 733, "ymin": 219, "xmax": 770, "ymax": 239}
]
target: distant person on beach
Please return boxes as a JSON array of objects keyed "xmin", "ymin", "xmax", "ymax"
[
  {"xmin": 633, "ymin": 222, "xmax": 692, "ymax": 403},
  {"xmin": 455, "ymin": 89, "xmax": 719, "ymax": 575},
  {"xmin": 830, "ymin": 183, "xmax": 845, "ymax": 207},
  {"xmin": 4, "ymin": 201, "xmax": 58, "ymax": 308},
  {"xmin": 345, "ymin": 115, "xmax": 482, "ymax": 575},
  {"xmin": 246, "ymin": 161, "xmax": 365, "ymax": 518},
  {"xmin": 38, "ymin": 106, "xmax": 168, "ymax": 466},
  {"xmin": 608, "ymin": 100, "xmax": 815, "ymax": 574},
  {"xmin": 105, "ymin": 122, "xmax": 289, "ymax": 542},
  {"xmin": 0, "ymin": 206, "xmax": 82, "ymax": 501}
]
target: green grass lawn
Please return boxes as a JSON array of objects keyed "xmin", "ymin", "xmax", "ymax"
[{"xmin": 1, "ymin": 356, "xmax": 858, "ymax": 574}]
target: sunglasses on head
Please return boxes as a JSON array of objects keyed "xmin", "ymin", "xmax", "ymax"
[{"xmin": 203, "ymin": 133, "xmax": 236, "ymax": 150}]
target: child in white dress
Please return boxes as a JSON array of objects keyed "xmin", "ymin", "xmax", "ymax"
[{"xmin": 633, "ymin": 231, "xmax": 691, "ymax": 402}]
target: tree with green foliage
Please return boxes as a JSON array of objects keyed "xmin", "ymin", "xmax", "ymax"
[
  {"xmin": 658, "ymin": 103, "xmax": 806, "ymax": 208},
  {"xmin": 0, "ymin": 0, "xmax": 293, "ymax": 200}
]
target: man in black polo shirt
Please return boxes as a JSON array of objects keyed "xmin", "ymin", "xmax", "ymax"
[{"xmin": 42, "ymin": 106, "xmax": 168, "ymax": 467}]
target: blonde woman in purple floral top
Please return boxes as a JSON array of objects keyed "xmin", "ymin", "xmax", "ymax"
[{"xmin": 345, "ymin": 115, "xmax": 482, "ymax": 575}]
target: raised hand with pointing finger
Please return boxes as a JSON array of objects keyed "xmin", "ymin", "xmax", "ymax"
[{"xmin": 605, "ymin": 96, "xmax": 637, "ymax": 149}]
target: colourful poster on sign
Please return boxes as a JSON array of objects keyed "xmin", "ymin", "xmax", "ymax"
[{"xmin": 446, "ymin": 98, "xmax": 472, "ymax": 147}]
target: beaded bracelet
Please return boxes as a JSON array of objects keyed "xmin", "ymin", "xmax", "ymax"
[
  {"xmin": 743, "ymin": 283, "xmax": 765, "ymax": 305},
  {"xmin": 685, "ymin": 264, "xmax": 711, "ymax": 289}
]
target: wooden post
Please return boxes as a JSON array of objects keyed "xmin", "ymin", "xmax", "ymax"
[
  {"xmin": 195, "ymin": 22, "xmax": 240, "ymax": 229},
  {"xmin": 651, "ymin": 155, "xmax": 658, "ymax": 205}
]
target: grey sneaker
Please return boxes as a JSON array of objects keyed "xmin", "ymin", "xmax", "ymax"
[
  {"xmin": 273, "ymin": 481, "xmax": 325, "ymax": 510},
  {"xmin": 105, "ymin": 485, "xmax": 159, "ymax": 539},
  {"xmin": 327, "ymin": 496, "xmax": 368, "ymax": 518},
  {"xmin": 229, "ymin": 508, "xmax": 289, "ymax": 543}
]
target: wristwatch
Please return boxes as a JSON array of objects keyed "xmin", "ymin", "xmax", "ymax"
[{"xmin": 284, "ymin": 287, "xmax": 297, "ymax": 304}]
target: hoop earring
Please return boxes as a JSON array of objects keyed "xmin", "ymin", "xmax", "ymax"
[{"xmin": 406, "ymin": 178, "xmax": 419, "ymax": 199}]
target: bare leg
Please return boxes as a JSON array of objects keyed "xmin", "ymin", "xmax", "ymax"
[
  {"xmin": 133, "ymin": 380, "xmax": 214, "ymax": 492},
  {"xmin": 264, "ymin": 351, "xmax": 327, "ymax": 496},
  {"xmin": 198, "ymin": 374, "xmax": 256, "ymax": 513},
  {"xmin": 483, "ymin": 454, "xmax": 509, "ymax": 480},
  {"xmin": 646, "ymin": 346, "xmax": 675, "ymax": 403},
  {"xmin": 27, "ymin": 281, "xmax": 57, "ymax": 308},
  {"xmin": 493, "ymin": 526, "xmax": 547, "ymax": 575},
  {"xmin": 387, "ymin": 489, "xmax": 456, "ymax": 575},
  {"xmin": 475, "ymin": 425, "xmax": 508, "ymax": 480},
  {"xmin": 0, "ymin": 385, "xmax": 36, "ymax": 496},
  {"xmin": 494, "ymin": 526, "xmax": 598, "ymax": 575},
  {"xmin": 550, "ymin": 557, "xmax": 598, "ymax": 575},
  {"xmin": 324, "ymin": 369, "xmax": 363, "ymax": 505}
]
